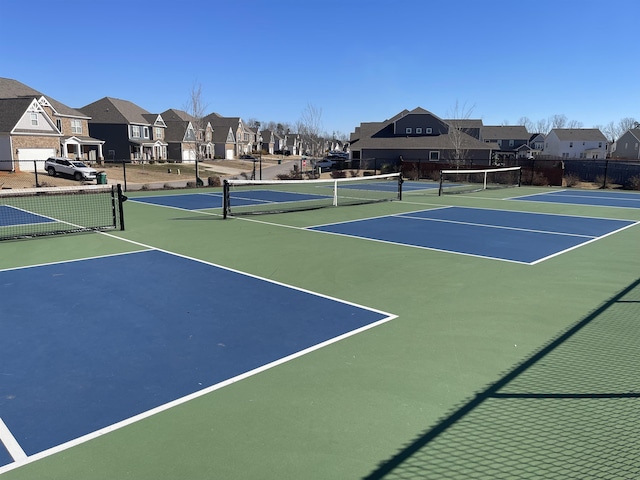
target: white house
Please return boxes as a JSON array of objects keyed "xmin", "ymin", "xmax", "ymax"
[{"xmin": 544, "ymin": 129, "xmax": 608, "ymax": 159}]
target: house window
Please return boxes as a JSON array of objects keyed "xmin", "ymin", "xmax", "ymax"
[
  {"xmin": 30, "ymin": 113, "xmax": 38, "ymax": 126},
  {"xmin": 509, "ymin": 140, "xmax": 514, "ymax": 147},
  {"xmin": 405, "ymin": 128, "xmax": 412, "ymax": 134},
  {"xmin": 155, "ymin": 127, "xmax": 163, "ymax": 139},
  {"xmin": 56, "ymin": 119, "xmax": 62, "ymax": 131},
  {"xmin": 426, "ymin": 128, "xmax": 432, "ymax": 134},
  {"xmin": 416, "ymin": 128, "xmax": 423, "ymax": 134},
  {"xmin": 429, "ymin": 151, "xmax": 440, "ymax": 161},
  {"xmin": 132, "ymin": 125, "xmax": 140, "ymax": 137},
  {"xmin": 598, "ymin": 142, "xmax": 602, "ymax": 148},
  {"xmin": 143, "ymin": 127, "xmax": 150, "ymax": 139},
  {"xmin": 71, "ymin": 119, "xmax": 82, "ymax": 134},
  {"xmin": 569, "ymin": 142, "xmax": 573, "ymax": 148}
]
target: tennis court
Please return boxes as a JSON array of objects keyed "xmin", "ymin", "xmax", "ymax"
[{"xmin": 1, "ymin": 178, "xmax": 640, "ymax": 479}]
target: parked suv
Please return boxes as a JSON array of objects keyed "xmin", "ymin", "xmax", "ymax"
[{"xmin": 44, "ymin": 157, "xmax": 98, "ymax": 181}]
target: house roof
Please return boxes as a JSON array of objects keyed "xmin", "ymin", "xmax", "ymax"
[
  {"xmin": 481, "ymin": 125, "xmax": 530, "ymax": 140},
  {"xmin": 352, "ymin": 108, "xmax": 493, "ymax": 151},
  {"xmin": 550, "ymin": 128, "xmax": 607, "ymax": 142},
  {"xmin": 0, "ymin": 77, "xmax": 89, "ymax": 119},
  {"xmin": 0, "ymin": 97, "xmax": 36, "ymax": 132},
  {"xmin": 80, "ymin": 97, "xmax": 153, "ymax": 125}
]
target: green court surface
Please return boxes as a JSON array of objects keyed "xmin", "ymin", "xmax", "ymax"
[{"xmin": 2, "ymin": 184, "xmax": 640, "ymax": 479}]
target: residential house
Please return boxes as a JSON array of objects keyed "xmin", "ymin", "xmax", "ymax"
[
  {"xmin": 283, "ymin": 132, "xmax": 301, "ymax": 156},
  {"xmin": 205, "ymin": 114, "xmax": 254, "ymax": 159},
  {"xmin": 80, "ymin": 97, "xmax": 167, "ymax": 161},
  {"xmin": 480, "ymin": 125, "xmax": 530, "ymax": 160},
  {"xmin": 612, "ymin": 129, "xmax": 640, "ymax": 160},
  {"xmin": 544, "ymin": 129, "xmax": 608, "ymax": 159},
  {"xmin": 0, "ymin": 97, "xmax": 61, "ymax": 172},
  {"xmin": 259, "ymin": 129, "xmax": 276, "ymax": 154},
  {"xmin": 0, "ymin": 77, "xmax": 104, "ymax": 169},
  {"xmin": 349, "ymin": 107, "xmax": 494, "ymax": 167},
  {"xmin": 161, "ymin": 109, "xmax": 214, "ymax": 162}
]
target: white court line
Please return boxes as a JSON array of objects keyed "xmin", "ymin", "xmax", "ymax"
[
  {"xmin": 0, "ymin": 417, "xmax": 27, "ymax": 462},
  {"xmin": 395, "ymin": 213, "xmax": 599, "ymax": 239}
]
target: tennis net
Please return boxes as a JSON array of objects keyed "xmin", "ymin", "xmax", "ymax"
[
  {"xmin": 223, "ymin": 173, "xmax": 403, "ymax": 218},
  {"xmin": 439, "ymin": 166, "xmax": 522, "ymax": 195},
  {"xmin": 0, "ymin": 184, "xmax": 126, "ymax": 240}
]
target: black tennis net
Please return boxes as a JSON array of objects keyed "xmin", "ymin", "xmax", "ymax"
[
  {"xmin": 223, "ymin": 173, "xmax": 403, "ymax": 218},
  {"xmin": 439, "ymin": 166, "xmax": 522, "ymax": 195},
  {"xmin": 0, "ymin": 184, "xmax": 126, "ymax": 241}
]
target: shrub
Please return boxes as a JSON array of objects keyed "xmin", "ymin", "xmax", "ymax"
[
  {"xmin": 208, "ymin": 176, "xmax": 221, "ymax": 187},
  {"xmin": 530, "ymin": 171, "xmax": 549, "ymax": 186},
  {"xmin": 330, "ymin": 170, "xmax": 347, "ymax": 178},
  {"xmin": 404, "ymin": 166, "xmax": 419, "ymax": 181},
  {"xmin": 625, "ymin": 175, "xmax": 640, "ymax": 190},
  {"xmin": 564, "ymin": 173, "xmax": 580, "ymax": 187}
]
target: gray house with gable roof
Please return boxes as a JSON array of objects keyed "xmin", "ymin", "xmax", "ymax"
[
  {"xmin": 80, "ymin": 97, "xmax": 168, "ymax": 161},
  {"xmin": 349, "ymin": 107, "xmax": 494, "ymax": 166}
]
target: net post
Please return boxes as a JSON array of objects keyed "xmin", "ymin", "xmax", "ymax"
[
  {"xmin": 117, "ymin": 184, "xmax": 126, "ymax": 230},
  {"xmin": 333, "ymin": 180, "xmax": 338, "ymax": 206},
  {"xmin": 398, "ymin": 174, "xmax": 403, "ymax": 201},
  {"xmin": 222, "ymin": 180, "xmax": 230, "ymax": 219},
  {"xmin": 517, "ymin": 167, "xmax": 522, "ymax": 187},
  {"xmin": 438, "ymin": 170, "xmax": 444, "ymax": 196}
]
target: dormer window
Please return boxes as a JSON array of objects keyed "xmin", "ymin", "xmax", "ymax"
[
  {"xmin": 30, "ymin": 112, "xmax": 38, "ymax": 126},
  {"xmin": 416, "ymin": 128, "xmax": 423, "ymax": 134},
  {"xmin": 426, "ymin": 128, "xmax": 432, "ymax": 134},
  {"xmin": 405, "ymin": 127, "xmax": 412, "ymax": 134}
]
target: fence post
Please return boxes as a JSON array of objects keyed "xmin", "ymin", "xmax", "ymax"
[
  {"xmin": 33, "ymin": 160, "xmax": 39, "ymax": 187},
  {"xmin": 602, "ymin": 160, "xmax": 609, "ymax": 189},
  {"xmin": 122, "ymin": 161, "xmax": 128, "ymax": 192}
]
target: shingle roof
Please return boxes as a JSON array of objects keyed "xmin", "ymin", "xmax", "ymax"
[
  {"xmin": 79, "ymin": 97, "xmax": 152, "ymax": 125},
  {"xmin": 481, "ymin": 125, "xmax": 529, "ymax": 140},
  {"xmin": 551, "ymin": 128, "xmax": 607, "ymax": 142},
  {"xmin": 0, "ymin": 77, "xmax": 89, "ymax": 119},
  {"xmin": 0, "ymin": 97, "xmax": 34, "ymax": 132}
]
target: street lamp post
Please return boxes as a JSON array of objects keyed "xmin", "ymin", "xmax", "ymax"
[{"xmin": 259, "ymin": 135, "xmax": 263, "ymax": 180}]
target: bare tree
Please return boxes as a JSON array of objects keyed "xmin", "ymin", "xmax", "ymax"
[
  {"xmin": 618, "ymin": 117, "xmax": 638, "ymax": 135},
  {"xmin": 550, "ymin": 114, "xmax": 568, "ymax": 129},
  {"xmin": 535, "ymin": 118, "xmax": 551, "ymax": 135},
  {"xmin": 184, "ymin": 83, "xmax": 209, "ymax": 186},
  {"xmin": 446, "ymin": 100, "xmax": 476, "ymax": 166},
  {"xmin": 297, "ymin": 103, "xmax": 323, "ymax": 156},
  {"xmin": 518, "ymin": 116, "xmax": 535, "ymax": 133}
]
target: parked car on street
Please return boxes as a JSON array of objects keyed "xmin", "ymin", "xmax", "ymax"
[
  {"xmin": 314, "ymin": 158, "xmax": 336, "ymax": 170},
  {"xmin": 44, "ymin": 157, "xmax": 98, "ymax": 181}
]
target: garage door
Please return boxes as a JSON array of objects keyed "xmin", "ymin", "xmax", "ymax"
[{"xmin": 17, "ymin": 148, "xmax": 56, "ymax": 172}]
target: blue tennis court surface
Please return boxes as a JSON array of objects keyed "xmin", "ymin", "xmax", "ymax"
[
  {"xmin": 511, "ymin": 189, "xmax": 640, "ymax": 209},
  {"xmin": 309, "ymin": 207, "xmax": 637, "ymax": 264},
  {"xmin": 0, "ymin": 250, "xmax": 393, "ymax": 465},
  {"xmin": 130, "ymin": 190, "xmax": 332, "ymax": 210},
  {"xmin": 0, "ymin": 205, "xmax": 54, "ymax": 228}
]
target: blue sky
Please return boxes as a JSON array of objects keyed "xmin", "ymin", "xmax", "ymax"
[{"xmin": 2, "ymin": 0, "xmax": 638, "ymax": 137}]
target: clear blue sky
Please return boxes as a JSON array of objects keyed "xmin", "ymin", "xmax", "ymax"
[{"xmin": 2, "ymin": 0, "xmax": 638, "ymax": 137}]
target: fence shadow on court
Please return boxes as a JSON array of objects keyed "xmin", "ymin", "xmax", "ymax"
[{"xmin": 364, "ymin": 278, "xmax": 640, "ymax": 479}]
